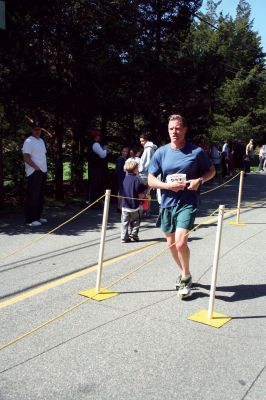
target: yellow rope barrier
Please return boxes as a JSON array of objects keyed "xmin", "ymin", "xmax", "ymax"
[
  {"xmin": 1, "ymin": 172, "xmax": 264, "ymax": 351},
  {"xmin": 201, "ymin": 172, "xmax": 241, "ymax": 195},
  {"xmin": 0, "ymin": 298, "xmax": 90, "ymax": 351},
  {"xmin": 111, "ymin": 171, "xmax": 241, "ymax": 201},
  {"xmin": 102, "ymin": 208, "xmax": 220, "ymax": 291},
  {"xmin": 0, "ymin": 171, "xmax": 242, "ymax": 264},
  {"xmin": 0, "ymin": 207, "xmax": 219, "ymax": 351},
  {"xmin": 0, "ymin": 195, "xmax": 105, "ymax": 263},
  {"xmin": 1, "ymin": 192, "xmax": 264, "ymax": 351}
]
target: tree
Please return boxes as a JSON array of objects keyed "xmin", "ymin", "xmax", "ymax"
[{"xmin": 0, "ymin": 0, "xmax": 265, "ymax": 206}]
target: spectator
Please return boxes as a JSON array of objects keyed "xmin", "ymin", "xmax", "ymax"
[
  {"xmin": 210, "ymin": 143, "xmax": 221, "ymax": 173},
  {"xmin": 139, "ymin": 132, "xmax": 157, "ymax": 183},
  {"xmin": 22, "ymin": 121, "xmax": 48, "ymax": 227},
  {"xmin": 115, "ymin": 146, "xmax": 129, "ymax": 211},
  {"xmin": 221, "ymin": 140, "xmax": 230, "ymax": 177},
  {"xmin": 258, "ymin": 143, "xmax": 266, "ymax": 172},
  {"xmin": 121, "ymin": 160, "xmax": 147, "ymax": 243},
  {"xmin": 86, "ymin": 130, "xmax": 108, "ymax": 209},
  {"xmin": 139, "ymin": 132, "xmax": 157, "ymax": 216},
  {"xmin": 246, "ymin": 139, "xmax": 254, "ymax": 164},
  {"xmin": 127, "ymin": 148, "xmax": 141, "ymax": 164},
  {"xmin": 228, "ymin": 139, "xmax": 235, "ymax": 176},
  {"xmin": 243, "ymin": 154, "xmax": 251, "ymax": 173},
  {"xmin": 197, "ymin": 135, "xmax": 210, "ymax": 154},
  {"xmin": 232, "ymin": 140, "xmax": 244, "ymax": 171}
]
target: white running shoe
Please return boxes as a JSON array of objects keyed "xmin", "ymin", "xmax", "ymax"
[
  {"xmin": 178, "ymin": 276, "xmax": 192, "ymax": 299},
  {"xmin": 39, "ymin": 218, "xmax": 48, "ymax": 223},
  {"xmin": 28, "ymin": 220, "xmax": 42, "ymax": 227}
]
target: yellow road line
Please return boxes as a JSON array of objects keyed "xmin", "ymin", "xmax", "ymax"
[
  {"xmin": 0, "ymin": 204, "xmax": 258, "ymax": 310},
  {"xmin": 0, "ymin": 241, "xmax": 159, "ymax": 309}
]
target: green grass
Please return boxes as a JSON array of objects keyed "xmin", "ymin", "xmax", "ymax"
[
  {"xmin": 63, "ymin": 161, "xmax": 71, "ymax": 180},
  {"xmin": 48, "ymin": 161, "xmax": 115, "ymax": 182}
]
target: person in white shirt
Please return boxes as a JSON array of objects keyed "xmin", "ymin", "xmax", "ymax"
[
  {"xmin": 22, "ymin": 121, "xmax": 48, "ymax": 227},
  {"xmin": 258, "ymin": 144, "xmax": 266, "ymax": 172},
  {"xmin": 221, "ymin": 140, "xmax": 230, "ymax": 177},
  {"xmin": 86, "ymin": 130, "xmax": 108, "ymax": 208},
  {"xmin": 139, "ymin": 133, "xmax": 157, "ymax": 183},
  {"xmin": 138, "ymin": 132, "xmax": 157, "ymax": 217}
]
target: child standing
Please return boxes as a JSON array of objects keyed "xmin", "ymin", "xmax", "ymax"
[{"xmin": 121, "ymin": 160, "xmax": 147, "ymax": 243}]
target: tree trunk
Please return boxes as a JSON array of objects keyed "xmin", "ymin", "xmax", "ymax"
[
  {"xmin": 54, "ymin": 123, "xmax": 64, "ymax": 200},
  {"xmin": 71, "ymin": 125, "xmax": 85, "ymax": 194}
]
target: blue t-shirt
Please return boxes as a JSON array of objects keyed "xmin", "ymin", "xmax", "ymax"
[
  {"xmin": 148, "ymin": 143, "xmax": 213, "ymax": 208},
  {"xmin": 122, "ymin": 173, "xmax": 147, "ymax": 209}
]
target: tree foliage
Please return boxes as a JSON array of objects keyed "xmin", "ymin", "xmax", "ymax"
[{"xmin": 0, "ymin": 0, "xmax": 265, "ymax": 204}]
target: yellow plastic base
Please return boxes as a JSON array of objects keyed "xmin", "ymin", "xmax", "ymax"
[
  {"xmin": 229, "ymin": 221, "xmax": 246, "ymax": 226},
  {"xmin": 188, "ymin": 309, "xmax": 232, "ymax": 328},
  {"xmin": 79, "ymin": 288, "xmax": 119, "ymax": 301}
]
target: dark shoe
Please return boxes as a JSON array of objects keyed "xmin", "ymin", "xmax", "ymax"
[
  {"xmin": 129, "ymin": 234, "xmax": 139, "ymax": 242},
  {"xmin": 121, "ymin": 238, "xmax": 131, "ymax": 243}
]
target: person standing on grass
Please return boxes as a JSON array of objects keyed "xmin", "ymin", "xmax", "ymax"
[
  {"xmin": 258, "ymin": 143, "xmax": 266, "ymax": 172},
  {"xmin": 148, "ymin": 114, "xmax": 216, "ymax": 298},
  {"xmin": 22, "ymin": 121, "xmax": 48, "ymax": 227},
  {"xmin": 245, "ymin": 138, "xmax": 255, "ymax": 164}
]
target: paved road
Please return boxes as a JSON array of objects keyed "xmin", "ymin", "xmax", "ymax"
[{"xmin": 0, "ymin": 172, "xmax": 265, "ymax": 400}]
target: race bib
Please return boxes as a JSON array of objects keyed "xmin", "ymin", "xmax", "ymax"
[{"xmin": 166, "ymin": 173, "xmax": 186, "ymax": 183}]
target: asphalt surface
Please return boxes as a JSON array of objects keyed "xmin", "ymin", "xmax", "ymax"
[{"xmin": 0, "ymin": 172, "xmax": 266, "ymax": 400}]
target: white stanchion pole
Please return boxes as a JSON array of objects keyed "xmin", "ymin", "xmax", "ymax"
[
  {"xmin": 236, "ymin": 171, "xmax": 244, "ymax": 224},
  {"xmin": 95, "ymin": 190, "xmax": 111, "ymax": 294},
  {"xmin": 208, "ymin": 205, "xmax": 225, "ymax": 319}
]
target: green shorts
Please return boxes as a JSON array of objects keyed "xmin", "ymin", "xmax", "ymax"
[{"xmin": 156, "ymin": 204, "xmax": 197, "ymax": 233}]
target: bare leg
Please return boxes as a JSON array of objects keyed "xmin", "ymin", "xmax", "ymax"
[
  {"xmin": 166, "ymin": 227, "xmax": 190, "ymax": 276},
  {"xmin": 165, "ymin": 233, "xmax": 182, "ymax": 272}
]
